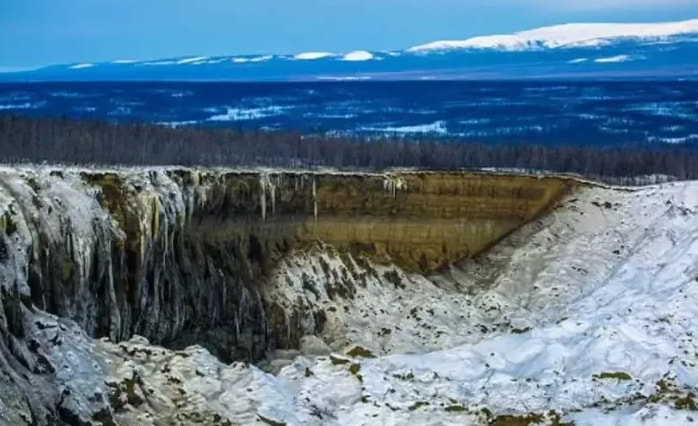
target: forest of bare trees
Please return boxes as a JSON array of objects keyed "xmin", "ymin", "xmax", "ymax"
[{"xmin": 2, "ymin": 115, "xmax": 697, "ymax": 184}]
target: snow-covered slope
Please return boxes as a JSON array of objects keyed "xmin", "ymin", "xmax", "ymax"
[
  {"xmin": 84, "ymin": 179, "xmax": 698, "ymax": 425},
  {"xmin": 246, "ymin": 180, "xmax": 698, "ymax": 425},
  {"xmin": 409, "ymin": 19, "xmax": 698, "ymax": 51},
  {"xmin": 2, "ymin": 19, "xmax": 697, "ymax": 81},
  {"xmin": 4, "ymin": 167, "xmax": 698, "ymax": 425}
]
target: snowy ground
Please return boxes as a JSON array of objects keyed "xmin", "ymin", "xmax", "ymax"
[
  {"xmin": 239, "ymin": 181, "xmax": 697, "ymax": 425},
  {"xmin": 99, "ymin": 180, "xmax": 698, "ymax": 426},
  {"xmin": 4, "ymin": 169, "xmax": 698, "ymax": 425}
]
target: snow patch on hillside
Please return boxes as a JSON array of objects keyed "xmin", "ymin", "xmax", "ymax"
[
  {"xmin": 142, "ymin": 60, "xmax": 177, "ymax": 66},
  {"xmin": 294, "ymin": 52, "xmax": 335, "ymax": 60},
  {"xmin": 232, "ymin": 55, "xmax": 274, "ymax": 63},
  {"xmin": 206, "ymin": 105, "xmax": 287, "ymax": 121},
  {"xmin": 69, "ymin": 63, "xmax": 94, "ymax": 69},
  {"xmin": 176, "ymin": 56, "xmax": 208, "ymax": 65},
  {"xmin": 341, "ymin": 51, "xmax": 375, "ymax": 61},
  {"xmin": 595, "ymin": 54, "xmax": 634, "ymax": 63},
  {"xmin": 361, "ymin": 121, "xmax": 449, "ymax": 135},
  {"xmin": 0, "ymin": 102, "xmax": 44, "ymax": 110},
  {"xmin": 649, "ymin": 134, "xmax": 698, "ymax": 145}
]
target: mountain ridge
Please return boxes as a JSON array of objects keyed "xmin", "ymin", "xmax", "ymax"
[
  {"xmin": 1, "ymin": 18, "xmax": 697, "ymax": 81},
  {"xmin": 408, "ymin": 18, "xmax": 698, "ymax": 52}
]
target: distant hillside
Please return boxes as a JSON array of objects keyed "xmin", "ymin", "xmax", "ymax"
[{"xmin": 2, "ymin": 19, "xmax": 698, "ymax": 81}]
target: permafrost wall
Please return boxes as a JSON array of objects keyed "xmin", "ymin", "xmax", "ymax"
[
  {"xmin": 0, "ymin": 167, "xmax": 572, "ymax": 356},
  {"xmin": 0, "ymin": 166, "xmax": 572, "ymax": 423}
]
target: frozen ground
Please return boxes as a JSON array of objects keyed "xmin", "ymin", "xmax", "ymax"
[
  {"xmin": 88, "ymin": 180, "xmax": 698, "ymax": 425},
  {"xmin": 2, "ymin": 169, "xmax": 698, "ymax": 425}
]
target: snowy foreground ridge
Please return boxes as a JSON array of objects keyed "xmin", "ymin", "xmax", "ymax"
[{"xmin": 0, "ymin": 168, "xmax": 698, "ymax": 425}]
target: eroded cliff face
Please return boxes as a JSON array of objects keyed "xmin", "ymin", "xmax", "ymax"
[
  {"xmin": 1, "ymin": 167, "xmax": 571, "ymax": 359},
  {"xmin": 0, "ymin": 166, "xmax": 572, "ymax": 424}
]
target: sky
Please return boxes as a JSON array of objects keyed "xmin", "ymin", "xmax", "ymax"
[{"xmin": 0, "ymin": 0, "xmax": 697, "ymax": 69}]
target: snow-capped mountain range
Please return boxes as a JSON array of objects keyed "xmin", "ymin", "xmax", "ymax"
[
  {"xmin": 3, "ymin": 19, "xmax": 698, "ymax": 81},
  {"xmin": 408, "ymin": 19, "xmax": 698, "ymax": 51}
]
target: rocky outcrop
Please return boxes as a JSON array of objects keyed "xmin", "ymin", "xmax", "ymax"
[{"xmin": 0, "ymin": 166, "xmax": 572, "ymax": 424}]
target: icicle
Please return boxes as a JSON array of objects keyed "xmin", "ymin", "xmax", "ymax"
[
  {"xmin": 107, "ymin": 256, "xmax": 121, "ymax": 341},
  {"xmin": 260, "ymin": 173, "xmax": 268, "ymax": 222},
  {"xmin": 270, "ymin": 175, "xmax": 277, "ymax": 216},
  {"xmin": 151, "ymin": 196, "xmax": 160, "ymax": 236},
  {"xmin": 312, "ymin": 176, "xmax": 318, "ymax": 221},
  {"xmin": 383, "ymin": 175, "xmax": 407, "ymax": 199},
  {"xmin": 162, "ymin": 219, "xmax": 168, "ymax": 269},
  {"xmin": 234, "ymin": 315, "xmax": 240, "ymax": 343},
  {"xmin": 140, "ymin": 226, "xmax": 146, "ymax": 266},
  {"xmin": 256, "ymin": 291, "xmax": 269, "ymax": 344}
]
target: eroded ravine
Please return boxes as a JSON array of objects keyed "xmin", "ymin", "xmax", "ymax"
[{"xmin": 0, "ymin": 166, "xmax": 575, "ymax": 425}]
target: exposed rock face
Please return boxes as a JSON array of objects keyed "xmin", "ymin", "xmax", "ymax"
[{"xmin": 0, "ymin": 166, "xmax": 571, "ymax": 424}]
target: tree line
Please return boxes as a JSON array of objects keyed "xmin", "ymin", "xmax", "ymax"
[{"xmin": 1, "ymin": 115, "xmax": 697, "ymax": 185}]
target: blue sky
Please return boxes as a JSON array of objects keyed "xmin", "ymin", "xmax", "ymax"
[{"xmin": 1, "ymin": 0, "xmax": 697, "ymax": 69}]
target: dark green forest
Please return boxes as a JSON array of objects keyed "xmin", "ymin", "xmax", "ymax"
[{"xmin": 1, "ymin": 115, "xmax": 697, "ymax": 184}]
